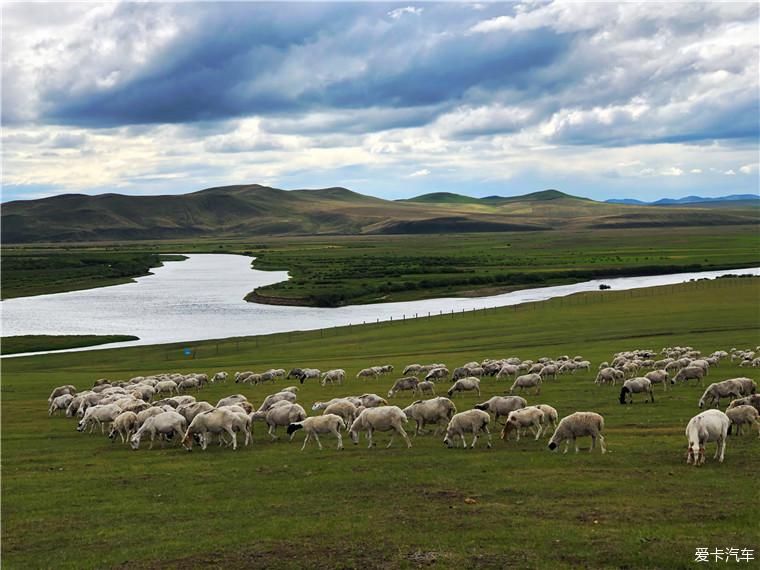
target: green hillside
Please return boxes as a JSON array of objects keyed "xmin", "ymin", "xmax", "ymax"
[{"xmin": 2, "ymin": 184, "xmax": 757, "ymax": 243}]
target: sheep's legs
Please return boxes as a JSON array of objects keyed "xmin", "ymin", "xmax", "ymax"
[
  {"xmin": 301, "ymin": 433, "xmax": 311, "ymax": 451},
  {"xmin": 598, "ymin": 434, "xmax": 607, "ymax": 453},
  {"xmin": 313, "ymin": 432, "xmax": 323, "ymax": 450},
  {"xmin": 367, "ymin": 429, "xmax": 374, "ymax": 449},
  {"xmin": 483, "ymin": 426, "xmax": 492, "ymax": 449},
  {"xmin": 269, "ymin": 425, "xmax": 279, "ymax": 441},
  {"xmin": 399, "ymin": 427, "xmax": 412, "ymax": 448},
  {"xmin": 334, "ymin": 430, "xmax": 343, "ymax": 450},
  {"xmin": 460, "ymin": 434, "xmax": 467, "ymax": 448}
]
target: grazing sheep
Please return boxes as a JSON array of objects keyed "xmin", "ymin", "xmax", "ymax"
[
  {"xmin": 234, "ymin": 371, "xmax": 254, "ymax": 384},
  {"xmin": 358, "ymin": 393, "xmax": 388, "ymax": 408},
  {"xmin": 181, "ymin": 408, "xmax": 241, "ymax": 451},
  {"xmin": 447, "ymin": 377, "xmax": 481, "ymax": 398},
  {"xmin": 417, "ymin": 380, "xmax": 437, "ymax": 396},
  {"xmin": 387, "ymin": 377, "xmax": 420, "ymax": 398},
  {"xmin": 298, "ymin": 368, "xmax": 321, "ymax": 384},
  {"xmin": 216, "ymin": 394, "xmax": 249, "ymax": 409},
  {"xmin": 155, "ymin": 380, "xmax": 178, "ymax": 395},
  {"xmin": 177, "ymin": 378, "xmax": 200, "ymax": 392},
  {"xmin": 131, "ymin": 411, "xmax": 187, "ymax": 450},
  {"xmin": 644, "ymin": 370, "xmax": 670, "ymax": 391},
  {"xmin": 323, "ymin": 400, "xmax": 358, "ymax": 430},
  {"xmin": 257, "ymin": 391, "xmax": 297, "ymax": 412},
  {"xmin": 48, "ymin": 385, "xmax": 77, "ymax": 403},
  {"xmin": 280, "ymin": 386, "xmax": 300, "ymax": 394},
  {"xmin": 252, "ymin": 402, "xmax": 308, "ymax": 441},
  {"xmin": 425, "ymin": 367, "xmax": 450, "ymax": 382},
  {"xmin": 287, "ymin": 414, "xmax": 346, "ymax": 451},
  {"xmin": 403, "ymin": 364, "xmax": 422, "ymax": 376},
  {"xmin": 474, "ymin": 396, "xmax": 527, "ymax": 423},
  {"xmin": 674, "ymin": 366, "xmax": 706, "ymax": 386},
  {"xmin": 698, "ymin": 380, "xmax": 744, "ymax": 409},
  {"xmin": 496, "ymin": 364, "xmax": 519, "ymax": 381},
  {"xmin": 539, "ymin": 365, "xmax": 558, "ymax": 381},
  {"xmin": 510, "ymin": 373, "xmax": 542, "ymax": 396},
  {"xmin": 619, "ymin": 378, "xmax": 655, "ymax": 404},
  {"xmin": 135, "ymin": 407, "xmax": 167, "ymax": 429},
  {"xmin": 728, "ymin": 394, "xmax": 760, "ymax": 414},
  {"xmin": 595, "ymin": 367, "xmax": 624, "ymax": 385},
  {"xmin": 349, "ymin": 406, "xmax": 411, "ymax": 449},
  {"xmin": 531, "ymin": 404, "xmax": 559, "ymax": 433},
  {"xmin": 211, "ymin": 371, "xmax": 228, "ymax": 383},
  {"xmin": 177, "ymin": 401, "xmax": 215, "ymax": 423},
  {"xmin": 357, "ymin": 367, "xmax": 380, "ymax": 380},
  {"xmin": 402, "ymin": 397, "xmax": 457, "ymax": 436},
  {"xmin": 443, "ymin": 409, "xmax": 492, "ymax": 449},
  {"xmin": 77, "ymin": 403, "xmax": 123, "ymax": 434},
  {"xmin": 726, "ymin": 405, "xmax": 760, "ymax": 437},
  {"xmin": 108, "ymin": 411, "xmax": 138, "ymax": 443},
  {"xmin": 451, "ymin": 367, "xmax": 470, "ymax": 381},
  {"xmin": 732, "ymin": 377, "xmax": 757, "ymax": 396},
  {"xmin": 48, "ymin": 394, "xmax": 74, "ymax": 416},
  {"xmin": 501, "ymin": 407, "xmax": 545, "ymax": 441},
  {"xmin": 685, "ymin": 409, "xmax": 730, "ymax": 465},
  {"xmin": 321, "ymin": 369, "xmax": 345, "ymax": 386},
  {"xmin": 547, "ymin": 412, "xmax": 607, "ymax": 454}
]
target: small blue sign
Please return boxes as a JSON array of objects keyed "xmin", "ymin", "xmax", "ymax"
[{"xmin": 183, "ymin": 348, "xmax": 192, "ymax": 356}]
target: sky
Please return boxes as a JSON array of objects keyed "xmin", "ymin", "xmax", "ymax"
[{"xmin": 2, "ymin": 1, "xmax": 759, "ymax": 203}]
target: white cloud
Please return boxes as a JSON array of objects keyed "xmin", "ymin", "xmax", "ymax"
[
  {"xmin": 661, "ymin": 167, "xmax": 684, "ymax": 176},
  {"xmin": 739, "ymin": 164, "xmax": 758, "ymax": 174},
  {"xmin": 690, "ymin": 169, "xmax": 702, "ymax": 174},
  {"xmin": 388, "ymin": 7, "xmax": 422, "ymax": 20},
  {"xmin": 408, "ymin": 168, "xmax": 431, "ymax": 177}
]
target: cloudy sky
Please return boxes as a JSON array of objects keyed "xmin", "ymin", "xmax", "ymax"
[{"xmin": 2, "ymin": 1, "xmax": 759, "ymax": 202}]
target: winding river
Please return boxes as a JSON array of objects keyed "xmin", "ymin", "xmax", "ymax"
[{"xmin": 2, "ymin": 253, "xmax": 758, "ymax": 357}]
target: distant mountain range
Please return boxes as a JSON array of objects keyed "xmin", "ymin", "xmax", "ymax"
[
  {"xmin": 2, "ymin": 185, "xmax": 757, "ymax": 243},
  {"xmin": 605, "ymin": 194, "xmax": 760, "ymax": 206}
]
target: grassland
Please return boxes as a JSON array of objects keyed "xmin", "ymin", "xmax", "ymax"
[
  {"xmin": 1, "ymin": 335, "xmax": 139, "ymax": 355},
  {"xmin": 3, "ymin": 226, "xmax": 759, "ymax": 305},
  {"xmin": 2, "ymin": 277, "xmax": 759, "ymax": 569}
]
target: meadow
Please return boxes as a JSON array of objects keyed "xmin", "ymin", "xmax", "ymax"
[
  {"xmin": 2, "ymin": 225, "xmax": 759, "ymax": 305},
  {"xmin": 2, "ymin": 277, "xmax": 759, "ymax": 569}
]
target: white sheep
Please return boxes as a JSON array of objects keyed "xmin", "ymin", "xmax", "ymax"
[
  {"xmin": 321, "ymin": 369, "xmax": 345, "ymax": 386},
  {"xmin": 619, "ymin": 377, "xmax": 654, "ymax": 404},
  {"xmin": 500, "ymin": 407, "xmax": 545, "ymax": 441},
  {"xmin": 77, "ymin": 403, "xmax": 123, "ymax": 434},
  {"xmin": 417, "ymin": 380, "xmax": 437, "ymax": 396},
  {"xmin": 732, "ymin": 377, "xmax": 757, "ymax": 396},
  {"xmin": 474, "ymin": 396, "xmax": 527, "ymax": 423},
  {"xmin": 510, "ymin": 373, "xmax": 542, "ymax": 395},
  {"xmin": 48, "ymin": 384, "xmax": 77, "ymax": 403},
  {"xmin": 674, "ymin": 366, "xmax": 706, "ymax": 386},
  {"xmin": 387, "ymin": 377, "xmax": 420, "ymax": 398},
  {"xmin": 358, "ymin": 393, "xmax": 388, "ymax": 408},
  {"xmin": 424, "ymin": 367, "xmax": 450, "ymax": 382},
  {"xmin": 108, "ymin": 411, "xmax": 138, "ymax": 443},
  {"xmin": 644, "ymin": 369, "xmax": 670, "ymax": 391},
  {"xmin": 257, "ymin": 391, "xmax": 297, "ymax": 412},
  {"xmin": 181, "ymin": 408, "xmax": 241, "ymax": 451},
  {"xmin": 726, "ymin": 405, "xmax": 760, "ymax": 437},
  {"xmin": 216, "ymin": 394, "xmax": 249, "ymax": 408},
  {"xmin": 322, "ymin": 400, "xmax": 358, "ymax": 429},
  {"xmin": 531, "ymin": 404, "xmax": 559, "ymax": 433},
  {"xmin": 547, "ymin": 412, "xmax": 607, "ymax": 454},
  {"xmin": 48, "ymin": 394, "xmax": 74, "ymax": 416},
  {"xmin": 685, "ymin": 409, "xmax": 730, "ymax": 465},
  {"xmin": 403, "ymin": 364, "xmax": 423, "ymax": 376},
  {"xmin": 211, "ymin": 371, "xmax": 228, "ymax": 383},
  {"xmin": 287, "ymin": 414, "xmax": 346, "ymax": 450},
  {"xmin": 728, "ymin": 394, "xmax": 760, "ymax": 413},
  {"xmin": 402, "ymin": 397, "xmax": 457, "ymax": 436},
  {"xmin": 443, "ymin": 409, "xmax": 492, "ymax": 449},
  {"xmin": 447, "ymin": 377, "xmax": 481, "ymax": 398},
  {"xmin": 698, "ymin": 380, "xmax": 744, "ymax": 409},
  {"xmin": 131, "ymin": 411, "xmax": 187, "ymax": 450},
  {"xmin": 349, "ymin": 406, "xmax": 411, "ymax": 448}
]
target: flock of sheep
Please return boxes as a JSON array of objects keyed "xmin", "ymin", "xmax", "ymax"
[{"xmin": 46, "ymin": 346, "xmax": 758, "ymax": 464}]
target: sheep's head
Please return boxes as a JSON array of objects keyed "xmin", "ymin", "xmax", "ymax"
[
  {"xmin": 129, "ymin": 433, "xmax": 141, "ymax": 450},
  {"xmin": 181, "ymin": 430, "xmax": 194, "ymax": 451},
  {"xmin": 349, "ymin": 428, "xmax": 360, "ymax": 445}
]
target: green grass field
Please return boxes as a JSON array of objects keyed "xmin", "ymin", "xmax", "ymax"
[
  {"xmin": 3, "ymin": 226, "xmax": 759, "ymax": 305},
  {"xmin": 1, "ymin": 335, "xmax": 139, "ymax": 355},
  {"xmin": 2, "ymin": 277, "xmax": 759, "ymax": 569}
]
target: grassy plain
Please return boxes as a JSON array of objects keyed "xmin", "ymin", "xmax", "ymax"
[
  {"xmin": 2, "ymin": 277, "xmax": 759, "ymax": 569},
  {"xmin": 2, "ymin": 226, "xmax": 759, "ymax": 305},
  {"xmin": 1, "ymin": 335, "xmax": 139, "ymax": 355}
]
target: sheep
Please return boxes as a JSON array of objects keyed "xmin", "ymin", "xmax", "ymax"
[
  {"xmin": 451, "ymin": 367, "xmax": 470, "ymax": 381},
  {"xmin": 387, "ymin": 377, "xmax": 419, "ymax": 398},
  {"xmin": 131, "ymin": 411, "xmax": 187, "ymax": 450},
  {"xmin": 698, "ymin": 380, "xmax": 744, "ymax": 409},
  {"xmin": 119, "ymin": 399, "xmax": 151, "ymax": 414},
  {"xmin": 619, "ymin": 377, "xmax": 655, "ymax": 404},
  {"xmin": 685, "ymin": 409, "xmax": 730, "ymax": 465},
  {"xmin": 547, "ymin": 412, "xmax": 607, "ymax": 454},
  {"xmin": 424, "ymin": 367, "xmax": 450, "ymax": 382},
  {"xmin": 728, "ymin": 394, "xmax": 760, "ymax": 414},
  {"xmin": 251, "ymin": 402, "xmax": 308, "ymax": 441},
  {"xmin": 403, "ymin": 364, "xmax": 422, "ymax": 376},
  {"xmin": 725, "ymin": 405, "xmax": 760, "ymax": 438},
  {"xmin": 216, "ymin": 394, "xmax": 249, "ymax": 408},
  {"xmin": 531, "ymin": 404, "xmax": 559, "ymax": 433},
  {"xmin": 234, "ymin": 371, "xmax": 254, "ymax": 384},
  {"xmin": 181, "ymin": 408, "xmax": 241, "ymax": 451},
  {"xmin": 155, "ymin": 380, "xmax": 178, "ymax": 395},
  {"xmin": 674, "ymin": 366, "xmax": 706, "ymax": 386},
  {"xmin": 177, "ymin": 401, "xmax": 215, "ymax": 423},
  {"xmin": 280, "ymin": 386, "xmax": 300, "ymax": 394},
  {"xmin": 48, "ymin": 385, "xmax": 77, "ymax": 403},
  {"xmin": 48, "ymin": 394, "xmax": 74, "ymax": 416},
  {"xmin": 323, "ymin": 400, "xmax": 358, "ymax": 430},
  {"xmin": 211, "ymin": 371, "xmax": 228, "ymax": 383},
  {"xmin": 595, "ymin": 367, "xmax": 624, "ymax": 386},
  {"xmin": 510, "ymin": 373, "xmax": 542, "ymax": 395},
  {"xmin": 108, "ymin": 411, "xmax": 138, "ymax": 443},
  {"xmin": 311, "ymin": 397, "xmax": 360, "ymax": 412},
  {"xmin": 258, "ymin": 391, "xmax": 297, "ymax": 413},
  {"xmin": 644, "ymin": 369, "xmax": 670, "ymax": 391},
  {"xmin": 501, "ymin": 407, "xmax": 545, "ymax": 441},
  {"xmin": 177, "ymin": 378, "xmax": 200, "ymax": 392},
  {"xmin": 321, "ymin": 369, "xmax": 345, "ymax": 386},
  {"xmin": 402, "ymin": 397, "xmax": 457, "ymax": 436},
  {"xmin": 349, "ymin": 406, "xmax": 411, "ymax": 449},
  {"xmin": 135, "ymin": 407, "xmax": 168, "ymax": 429},
  {"xmin": 376, "ymin": 364, "xmax": 394, "ymax": 375},
  {"xmin": 358, "ymin": 393, "xmax": 388, "ymax": 408},
  {"xmin": 287, "ymin": 414, "xmax": 346, "ymax": 451},
  {"xmin": 417, "ymin": 380, "xmax": 437, "ymax": 396},
  {"xmin": 356, "ymin": 367, "xmax": 379, "ymax": 380},
  {"xmin": 443, "ymin": 409, "xmax": 492, "ymax": 449},
  {"xmin": 496, "ymin": 364, "xmax": 519, "ymax": 381},
  {"xmin": 474, "ymin": 396, "xmax": 527, "ymax": 423},
  {"xmin": 539, "ymin": 365, "xmax": 558, "ymax": 381},
  {"xmin": 77, "ymin": 403, "xmax": 123, "ymax": 434},
  {"xmin": 447, "ymin": 377, "xmax": 481, "ymax": 398},
  {"xmin": 732, "ymin": 377, "xmax": 757, "ymax": 396},
  {"xmin": 298, "ymin": 368, "xmax": 321, "ymax": 384}
]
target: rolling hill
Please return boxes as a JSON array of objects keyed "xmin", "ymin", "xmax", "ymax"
[{"xmin": 2, "ymin": 184, "xmax": 758, "ymax": 243}]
